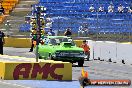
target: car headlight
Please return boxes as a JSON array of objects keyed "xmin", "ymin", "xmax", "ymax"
[
  {"xmin": 55, "ymin": 51, "xmax": 60, "ymax": 54},
  {"xmin": 52, "ymin": 54, "xmax": 56, "ymax": 57},
  {"xmin": 80, "ymin": 51, "xmax": 84, "ymax": 55}
]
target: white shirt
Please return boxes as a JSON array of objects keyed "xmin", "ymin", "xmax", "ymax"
[
  {"xmin": 99, "ymin": 6, "xmax": 104, "ymax": 12},
  {"xmin": 108, "ymin": 5, "xmax": 114, "ymax": 12},
  {"xmin": 118, "ymin": 5, "xmax": 124, "ymax": 12},
  {"xmin": 79, "ymin": 26, "xmax": 83, "ymax": 31},
  {"xmin": 89, "ymin": 6, "xmax": 95, "ymax": 12},
  {"xmin": 128, "ymin": 6, "xmax": 132, "ymax": 13}
]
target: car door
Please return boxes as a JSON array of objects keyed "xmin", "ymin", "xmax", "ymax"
[{"xmin": 39, "ymin": 38, "xmax": 51, "ymax": 59}]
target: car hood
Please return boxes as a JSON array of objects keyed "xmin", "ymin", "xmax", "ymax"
[{"xmin": 53, "ymin": 42, "xmax": 83, "ymax": 51}]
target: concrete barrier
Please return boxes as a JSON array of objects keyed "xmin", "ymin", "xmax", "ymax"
[
  {"xmin": 0, "ymin": 55, "xmax": 72, "ymax": 80},
  {"xmin": 0, "ymin": 61, "xmax": 72, "ymax": 80},
  {"xmin": 88, "ymin": 40, "xmax": 132, "ymax": 65},
  {"xmin": 74, "ymin": 40, "xmax": 83, "ymax": 47},
  {"xmin": 4, "ymin": 37, "xmax": 31, "ymax": 48},
  {"xmin": 4, "ymin": 37, "xmax": 83, "ymax": 48}
]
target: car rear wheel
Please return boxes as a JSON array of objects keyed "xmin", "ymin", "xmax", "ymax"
[
  {"xmin": 78, "ymin": 60, "xmax": 84, "ymax": 67},
  {"xmin": 86, "ymin": 55, "xmax": 90, "ymax": 61}
]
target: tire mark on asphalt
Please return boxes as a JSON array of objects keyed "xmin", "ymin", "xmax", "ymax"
[{"xmin": 72, "ymin": 61, "xmax": 132, "ymax": 80}]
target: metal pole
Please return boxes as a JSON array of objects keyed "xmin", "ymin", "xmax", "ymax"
[
  {"xmin": 96, "ymin": 11, "xmax": 99, "ymax": 40},
  {"xmin": 129, "ymin": 21, "xmax": 131, "ymax": 42},
  {"xmin": 116, "ymin": 28, "xmax": 117, "ymax": 60},
  {"xmin": 35, "ymin": 6, "xmax": 41, "ymax": 62},
  {"xmin": 93, "ymin": 41, "xmax": 95, "ymax": 60}
]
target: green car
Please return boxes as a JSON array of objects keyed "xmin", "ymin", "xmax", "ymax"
[{"xmin": 38, "ymin": 36, "xmax": 85, "ymax": 66}]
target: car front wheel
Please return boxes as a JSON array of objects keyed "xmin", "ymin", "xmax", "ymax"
[
  {"xmin": 48, "ymin": 53, "xmax": 53, "ymax": 60},
  {"xmin": 78, "ymin": 60, "xmax": 84, "ymax": 67},
  {"xmin": 38, "ymin": 53, "xmax": 43, "ymax": 59}
]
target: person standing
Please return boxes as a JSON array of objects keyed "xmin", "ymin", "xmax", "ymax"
[
  {"xmin": 80, "ymin": 40, "xmax": 90, "ymax": 61},
  {"xmin": 78, "ymin": 26, "xmax": 84, "ymax": 37},
  {"xmin": 5, "ymin": 20, "xmax": 11, "ymax": 37},
  {"xmin": 64, "ymin": 28, "xmax": 72, "ymax": 37},
  {"xmin": 99, "ymin": 5, "xmax": 104, "ymax": 12},
  {"xmin": 108, "ymin": 4, "xmax": 114, "ymax": 12},
  {"xmin": 128, "ymin": 3, "xmax": 132, "ymax": 13},
  {"xmin": 47, "ymin": 29, "xmax": 55, "ymax": 36},
  {"xmin": 89, "ymin": 4, "xmax": 95, "ymax": 12},
  {"xmin": 0, "ymin": 3, "xmax": 4, "ymax": 15},
  {"xmin": 29, "ymin": 30, "xmax": 38, "ymax": 52},
  {"xmin": 118, "ymin": 4, "xmax": 124, "ymax": 13},
  {"xmin": 0, "ymin": 30, "xmax": 5, "ymax": 55}
]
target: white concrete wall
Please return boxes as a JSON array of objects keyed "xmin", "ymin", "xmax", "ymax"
[{"xmin": 87, "ymin": 40, "xmax": 132, "ymax": 65}]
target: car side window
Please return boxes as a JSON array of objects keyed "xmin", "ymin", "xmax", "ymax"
[
  {"xmin": 44, "ymin": 39, "xmax": 49, "ymax": 45},
  {"xmin": 62, "ymin": 38, "xmax": 68, "ymax": 42},
  {"xmin": 50, "ymin": 39, "xmax": 57, "ymax": 45},
  {"xmin": 68, "ymin": 38, "xmax": 75, "ymax": 46}
]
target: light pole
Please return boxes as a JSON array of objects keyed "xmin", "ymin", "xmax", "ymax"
[
  {"xmin": 96, "ymin": 9, "xmax": 99, "ymax": 41},
  {"xmin": 33, "ymin": 6, "xmax": 46, "ymax": 62}
]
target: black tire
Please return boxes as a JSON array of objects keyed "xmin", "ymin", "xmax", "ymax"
[
  {"xmin": 39, "ymin": 56, "xmax": 42, "ymax": 59},
  {"xmin": 48, "ymin": 53, "xmax": 53, "ymax": 60},
  {"xmin": 78, "ymin": 60, "xmax": 84, "ymax": 67},
  {"xmin": 38, "ymin": 53, "xmax": 42, "ymax": 59},
  {"xmin": 86, "ymin": 55, "xmax": 90, "ymax": 61}
]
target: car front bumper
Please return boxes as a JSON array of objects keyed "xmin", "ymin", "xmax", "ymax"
[{"xmin": 52, "ymin": 55, "xmax": 85, "ymax": 62}]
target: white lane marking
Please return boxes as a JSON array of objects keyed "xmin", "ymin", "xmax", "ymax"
[
  {"xmin": 0, "ymin": 56, "xmax": 35, "ymax": 62},
  {"xmin": 0, "ymin": 80, "xmax": 31, "ymax": 88},
  {"xmin": 95, "ymin": 41, "xmax": 103, "ymax": 43},
  {"xmin": 105, "ymin": 41, "xmax": 116, "ymax": 43}
]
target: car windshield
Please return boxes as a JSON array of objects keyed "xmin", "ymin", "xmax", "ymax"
[{"xmin": 49, "ymin": 38, "xmax": 75, "ymax": 45}]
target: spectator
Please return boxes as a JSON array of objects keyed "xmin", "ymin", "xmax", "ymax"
[
  {"xmin": 0, "ymin": 3, "xmax": 4, "ymax": 15},
  {"xmin": 83, "ymin": 24, "xmax": 89, "ymax": 36},
  {"xmin": 108, "ymin": 4, "xmax": 114, "ymax": 12},
  {"xmin": 128, "ymin": 4, "xmax": 132, "ymax": 13},
  {"xmin": 5, "ymin": 21, "xmax": 11, "ymax": 37},
  {"xmin": 64, "ymin": 28, "xmax": 72, "ymax": 37},
  {"xmin": 80, "ymin": 40, "xmax": 90, "ymax": 61},
  {"xmin": 89, "ymin": 5, "xmax": 95, "ymax": 12},
  {"xmin": 99, "ymin": 5, "xmax": 104, "ymax": 12},
  {"xmin": 29, "ymin": 38, "xmax": 35, "ymax": 52},
  {"xmin": 29, "ymin": 30, "xmax": 36, "ymax": 52},
  {"xmin": 78, "ymin": 26, "xmax": 84, "ymax": 37},
  {"xmin": 46, "ymin": 17, "xmax": 52, "ymax": 28},
  {"xmin": 0, "ymin": 30, "xmax": 5, "ymax": 55},
  {"xmin": 47, "ymin": 29, "xmax": 55, "ymax": 36},
  {"xmin": 118, "ymin": 4, "xmax": 124, "ymax": 13},
  {"xmin": 29, "ymin": 31, "xmax": 42, "ymax": 52},
  {"xmin": 78, "ymin": 23, "xmax": 89, "ymax": 37}
]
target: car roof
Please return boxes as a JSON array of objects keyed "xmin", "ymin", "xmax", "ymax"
[{"xmin": 46, "ymin": 36, "xmax": 71, "ymax": 39}]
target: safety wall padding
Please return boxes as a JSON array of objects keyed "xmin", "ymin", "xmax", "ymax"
[
  {"xmin": 4, "ymin": 37, "xmax": 83, "ymax": 48},
  {"xmin": 74, "ymin": 40, "xmax": 83, "ymax": 47},
  {"xmin": 0, "ymin": 61, "xmax": 72, "ymax": 80},
  {"xmin": 4, "ymin": 37, "xmax": 31, "ymax": 48}
]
